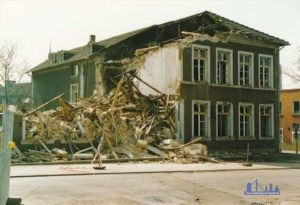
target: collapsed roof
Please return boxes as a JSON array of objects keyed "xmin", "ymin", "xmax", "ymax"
[{"xmin": 29, "ymin": 11, "xmax": 289, "ymax": 73}]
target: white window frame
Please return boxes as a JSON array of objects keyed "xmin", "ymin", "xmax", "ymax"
[
  {"xmin": 238, "ymin": 51, "xmax": 254, "ymax": 87},
  {"xmin": 70, "ymin": 83, "xmax": 79, "ymax": 103},
  {"xmin": 293, "ymin": 101, "xmax": 300, "ymax": 115},
  {"xmin": 71, "ymin": 65, "xmax": 79, "ymax": 77},
  {"xmin": 192, "ymin": 100, "xmax": 211, "ymax": 140},
  {"xmin": 238, "ymin": 103, "xmax": 255, "ymax": 140},
  {"xmin": 191, "ymin": 44, "xmax": 210, "ymax": 83},
  {"xmin": 258, "ymin": 54, "xmax": 273, "ymax": 89},
  {"xmin": 216, "ymin": 48, "xmax": 233, "ymax": 85},
  {"xmin": 216, "ymin": 102, "xmax": 233, "ymax": 141},
  {"xmin": 259, "ymin": 104, "xmax": 274, "ymax": 140}
]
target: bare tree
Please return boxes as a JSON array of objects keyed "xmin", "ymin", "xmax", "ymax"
[
  {"xmin": 283, "ymin": 47, "xmax": 300, "ymax": 82},
  {"xmin": 0, "ymin": 41, "xmax": 29, "ymax": 104}
]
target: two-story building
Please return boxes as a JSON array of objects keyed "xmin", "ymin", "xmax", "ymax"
[
  {"xmin": 29, "ymin": 11, "xmax": 289, "ymax": 150},
  {"xmin": 280, "ymin": 89, "xmax": 300, "ymax": 144}
]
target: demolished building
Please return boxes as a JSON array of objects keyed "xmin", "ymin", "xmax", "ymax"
[{"xmin": 28, "ymin": 11, "xmax": 289, "ymax": 151}]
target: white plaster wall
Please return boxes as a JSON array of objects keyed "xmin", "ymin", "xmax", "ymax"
[{"xmin": 137, "ymin": 45, "xmax": 181, "ymax": 95}]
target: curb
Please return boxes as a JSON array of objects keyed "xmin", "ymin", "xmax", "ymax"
[{"xmin": 10, "ymin": 166, "xmax": 300, "ymax": 178}]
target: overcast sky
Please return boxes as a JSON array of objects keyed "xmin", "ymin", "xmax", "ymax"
[{"xmin": 0, "ymin": 0, "xmax": 299, "ymax": 88}]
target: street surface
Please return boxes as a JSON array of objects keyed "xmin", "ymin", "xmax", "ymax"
[{"xmin": 9, "ymin": 162, "xmax": 300, "ymax": 205}]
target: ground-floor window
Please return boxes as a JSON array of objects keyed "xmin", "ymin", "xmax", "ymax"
[
  {"xmin": 192, "ymin": 101, "xmax": 210, "ymax": 138},
  {"xmin": 70, "ymin": 83, "xmax": 79, "ymax": 103},
  {"xmin": 239, "ymin": 103, "xmax": 254, "ymax": 138},
  {"xmin": 259, "ymin": 104, "xmax": 273, "ymax": 138},
  {"xmin": 216, "ymin": 102, "xmax": 233, "ymax": 139}
]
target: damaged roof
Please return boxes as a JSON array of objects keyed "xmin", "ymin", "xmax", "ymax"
[{"xmin": 29, "ymin": 10, "xmax": 289, "ymax": 73}]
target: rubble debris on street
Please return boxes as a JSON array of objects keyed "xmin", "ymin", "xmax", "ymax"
[{"xmin": 11, "ymin": 74, "xmax": 219, "ymax": 164}]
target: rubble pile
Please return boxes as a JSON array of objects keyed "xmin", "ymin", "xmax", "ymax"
[{"xmin": 13, "ymin": 74, "xmax": 213, "ymax": 163}]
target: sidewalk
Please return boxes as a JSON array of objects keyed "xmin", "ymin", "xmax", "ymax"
[{"xmin": 10, "ymin": 161, "xmax": 300, "ymax": 178}]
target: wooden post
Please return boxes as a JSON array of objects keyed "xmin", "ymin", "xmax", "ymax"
[{"xmin": 296, "ymin": 125, "xmax": 298, "ymax": 154}]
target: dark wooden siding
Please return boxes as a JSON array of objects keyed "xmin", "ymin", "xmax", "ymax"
[{"xmin": 180, "ymin": 41, "xmax": 279, "ymax": 150}]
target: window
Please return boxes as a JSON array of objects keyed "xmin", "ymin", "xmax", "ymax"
[
  {"xmin": 192, "ymin": 45, "xmax": 210, "ymax": 82},
  {"xmin": 72, "ymin": 65, "xmax": 79, "ymax": 76},
  {"xmin": 259, "ymin": 105, "xmax": 273, "ymax": 138},
  {"xmin": 238, "ymin": 51, "xmax": 253, "ymax": 86},
  {"xmin": 216, "ymin": 48, "xmax": 232, "ymax": 85},
  {"xmin": 239, "ymin": 104, "xmax": 254, "ymax": 139},
  {"xmin": 259, "ymin": 55, "xmax": 273, "ymax": 88},
  {"xmin": 216, "ymin": 102, "xmax": 233, "ymax": 139},
  {"xmin": 192, "ymin": 101, "xmax": 210, "ymax": 138},
  {"xmin": 70, "ymin": 84, "xmax": 79, "ymax": 103},
  {"xmin": 293, "ymin": 101, "xmax": 300, "ymax": 114}
]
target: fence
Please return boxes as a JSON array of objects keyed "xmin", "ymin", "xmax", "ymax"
[{"xmin": 0, "ymin": 110, "xmax": 14, "ymax": 205}]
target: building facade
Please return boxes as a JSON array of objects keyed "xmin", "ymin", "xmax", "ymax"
[
  {"xmin": 29, "ymin": 11, "xmax": 289, "ymax": 150},
  {"xmin": 280, "ymin": 89, "xmax": 300, "ymax": 144}
]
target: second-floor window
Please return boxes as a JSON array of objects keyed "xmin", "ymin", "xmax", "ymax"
[
  {"xmin": 259, "ymin": 55, "xmax": 273, "ymax": 88},
  {"xmin": 239, "ymin": 52, "xmax": 253, "ymax": 86},
  {"xmin": 216, "ymin": 48, "xmax": 232, "ymax": 85},
  {"xmin": 293, "ymin": 101, "xmax": 300, "ymax": 114},
  {"xmin": 192, "ymin": 45, "xmax": 209, "ymax": 82}
]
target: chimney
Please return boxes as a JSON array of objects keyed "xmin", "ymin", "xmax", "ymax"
[{"xmin": 89, "ymin": 35, "xmax": 96, "ymax": 43}]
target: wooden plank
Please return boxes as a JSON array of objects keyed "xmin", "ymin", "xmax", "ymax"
[
  {"xmin": 146, "ymin": 145, "xmax": 168, "ymax": 158},
  {"xmin": 27, "ymin": 93, "xmax": 64, "ymax": 115}
]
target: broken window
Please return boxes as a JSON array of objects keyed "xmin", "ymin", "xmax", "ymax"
[
  {"xmin": 70, "ymin": 84, "xmax": 79, "ymax": 103},
  {"xmin": 259, "ymin": 55, "xmax": 273, "ymax": 88},
  {"xmin": 293, "ymin": 101, "xmax": 300, "ymax": 114},
  {"xmin": 239, "ymin": 52, "xmax": 253, "ymax": 86},
  {"xmin": 239, "ymin": 104, "xmax": 253, "ymax": 138},
  {"xmin": 217, "ymin": 49, "xmax": 232, "ymax": 85},
  {"xmin": 217, "ymin": 103, "xmax": 232, "ymax": 138},
  {"xmin": 193, "ymin": 46, "xmax": 209, "ymax": 82},
  {"xmin": 260, "ymin": 105, "xmax": 273, "ymax": 138},
  {"xmin": 193, "ymin": 101, "xmax": 210, "ymax": 138}
]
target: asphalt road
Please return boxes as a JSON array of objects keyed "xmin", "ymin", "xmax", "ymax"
[{"xmin": 9, "ymin": 169, "xmax": 300, "ymax": 205}]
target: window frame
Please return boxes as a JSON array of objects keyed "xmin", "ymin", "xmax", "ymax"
[
  {"xmin": 258, "ymin": 54, "xmax": 273, "ymax": 89},
  {"xmin": 293, "ymin": 101, "xmax": 300, "ymax": 115},
  {"xmin": 216, "ymin": 48, "xmax": 233, "ymax": 85},
  {"xmin": 70, "ymin": 83, "xmax": 79, "ymax": 103},
  {"xmin": 238, "ymin": 51, "xmax": 254, "ymax": 87},
  {"xmin": 191, "ymin": 44, "xmax": 210, "ymax": 83},
  {"xmin": 216, "ymin": 102, "xmax": 233, "ymax": 141},
  {"xmin": 259, "ymin": 104, "xmax": 274, "ymax": 140},
  {"xmin": 71, "ymin": 65, "xmax": 79, "ymax": 77},
  {"xmin": 238, "ymin": 103, "xmax": 255, "ymax": 140},
  {"xmin": 192, "ymin": 100, "xmax": 211, "ymax": 140}
]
